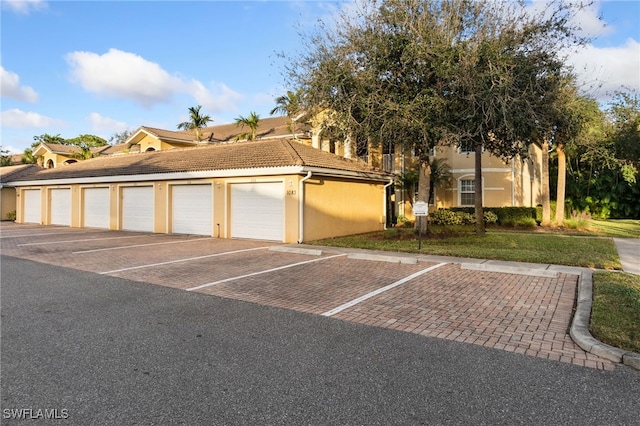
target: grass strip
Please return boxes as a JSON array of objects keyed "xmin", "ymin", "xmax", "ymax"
[
  {"xmin": 591, "ymin": 272, "xmax": 640, "ymax": 353},
  {"xmin": 311, "ymin": 229, "xmax": 621, "ymax": 269}
]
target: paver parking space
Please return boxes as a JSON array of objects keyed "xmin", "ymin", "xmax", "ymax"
[
  {"xmin": 0, "ymin": 222, "xmax": 615, "ymax": 370},
  {"xmin": 194, "ymin": 257, "xmax": 436, "ymax": 315}
]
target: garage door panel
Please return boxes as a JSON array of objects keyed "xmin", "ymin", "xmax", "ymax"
[
  {"xmin": 23, "ymin": 189, "xmax": 41, "ymax": 224},
  {"xmin": 122, "ymin": 186, "xmax": 153, "ymax": 232},
  {"xmin": 50, "ymin": 189, "xmax": 71, "ymax": 226},
  {"xmin": 172, "ymin": 184, "xmax": 212, "ymax": 236},
  {"xmin": 231, "ymin": 182, "xmax": 283, "ymax": 241},
  {"xmin": 84, "ymin": 187, "xmax": 110, "ymax": 229}
]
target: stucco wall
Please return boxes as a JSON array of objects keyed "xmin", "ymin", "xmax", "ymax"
[
  {"xmin": 303, "ymin": 177, "xmax": 385, "ymax": 241},
  {"xmin": 1, "ymin": 188, "xmax": 16, "ymax": 220},
  {"xmin": 13, "ymin": 173, "xmax": 386, "ymax": 243}
]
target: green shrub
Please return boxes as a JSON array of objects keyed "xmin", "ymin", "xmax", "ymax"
[
  {"xmin": 458, "ymin": 212, "xmax": 476, "ymax": 225},
  {"xmin": 6, "ymin": 210, "xmax": 16, "ymax": 221},
  {"xmin": 429, "ymin": 209, "xmax": 462, "ymax": 225},
  {"xmin": 483, "ymin": 211, "xmax": 498, "ymax": 224}
]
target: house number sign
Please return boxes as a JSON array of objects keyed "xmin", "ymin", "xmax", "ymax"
[{"xmin": 413, "ymin": 201, "xmax": 428, "ymax": 216}]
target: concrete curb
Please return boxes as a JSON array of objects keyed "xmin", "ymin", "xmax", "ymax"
[
  {"xmin": 347, "ymin": 252, "xmax": 418, "ymax": 264},
  {"xmin": 461, "ymin": 263, "xmax": 559, "ymax": 278},
  {"xmin": 570, "ymin": 270, "xmax": 640, "ymax": 370},
  {"xmin": 270, "ymin": 246, "xmax": 323, "ymax": 256}
]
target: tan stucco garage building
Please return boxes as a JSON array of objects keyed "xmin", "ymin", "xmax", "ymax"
[{"xmin": 7, "ymin": 139, "xmax": 392, "ymax": 243}]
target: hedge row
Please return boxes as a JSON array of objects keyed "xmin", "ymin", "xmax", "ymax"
[{"xmin": 448, "ymin": 207, "xmax": 537, "ymax": 225}]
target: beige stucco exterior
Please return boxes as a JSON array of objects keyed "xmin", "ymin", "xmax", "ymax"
[
  {"xmin": 388, "ymin": 143, "xmax": 543, "ymax": 220},
  {"xmin": 14, "ymin": 173, "xmax": 387, "ymax": 243},
  {"xmin": 1, "ymin": 187, "xmax": 16, "ymax": 220}
]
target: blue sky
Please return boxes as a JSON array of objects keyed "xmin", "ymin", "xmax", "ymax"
[{"xmin": 1, "ymin": 0, "xmax": 639, "ymax": 154}]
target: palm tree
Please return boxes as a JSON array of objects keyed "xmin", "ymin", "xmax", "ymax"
[
  {"xmin": 270, "ymin": 90, "xmax": 304, "ymax": 137},
  {"xmin": 177, "ymin": 105, "xmax": 213, "ymax": 142},
  {"xmin": 428, "ymin": 157, "xmax": 452, "ymax": 205},
  {"xmin": 234, "ymin": 112, "xmax": 260, "ymax": 141}
]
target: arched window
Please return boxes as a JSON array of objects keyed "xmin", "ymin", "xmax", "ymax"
[
  {"xmin": 144, "ymin": 147, "xmax": 156, "ymax": 152},
  {"xmin": 46, "ymin": 159, "xmax": 54, "ymax": 169}
]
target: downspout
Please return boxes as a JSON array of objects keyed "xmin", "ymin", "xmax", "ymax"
[
  {"xmin": 297, "ymin": 171, "xmax": 312, "ymax": 244},
  {"xmin": 383, "ymin": 178, "xmax": 394, "ymax": 229},
  {"xmin": 511, "ymin": 158, "xmax": 515, "ymax": 206}
]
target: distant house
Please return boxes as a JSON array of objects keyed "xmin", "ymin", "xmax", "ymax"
[
  {"xmin": 122, "ymin": 116, "xmax": 314, "ymax": 153},
  {"xmin": 7, "ymin": 139, "xmax": 392, "ymax": 243},
  {"xmin": 31, "ymin": 143, "xmax": 121, "ymax": 169}
]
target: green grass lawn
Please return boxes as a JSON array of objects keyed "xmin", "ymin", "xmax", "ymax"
[
  {"xmin": 585, "ymin": 219, "xmax": 640, "ymax": 238},
  {"xmin": 312, "ymin": 227, "xmax": 622, "ymax": 269},
  {"xmin": 591, "ymin": 272, "xmax": 640, "ymax": 353}
]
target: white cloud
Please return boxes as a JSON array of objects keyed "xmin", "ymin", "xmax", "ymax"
[
  {"xmin": 1, "ymin": 109, "xmax": 65, "ymax": 129},
  {"xmin": 187, "ymin": 80, "xmax": 243, "ymax": 112},
  {"xmin": 569, "ymin": 38, "xmax": 640, "ymax": 100},
  {"xmin": 1, "ymin": 145, "xmax": 25, "ymax": 155},
  {"xmin": 66, "ymin": 49, "xmax": 182, "ymax": 108},
  {"xmin": 86, "ymin": 112, "xmax": 129, "ymax": 134},
  {"xmin": 0, "ymin": 66, "xmax": 39, "ymax": 103},
  {"xmin": 66, "ymin": 48, "xmax": 243, "ymax": 112},
  {"xmin": 2, "ymin": 0, "xmax": 47, "ymax": 14},
  {"xmin": 569, "ymin": 1, "xmax": 612, "ymax": 38}
]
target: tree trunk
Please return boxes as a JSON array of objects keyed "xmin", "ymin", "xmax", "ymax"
[
  {"xmin": 555, "ymin": 142, "xmax": 566, "ymax": 225},
  {"xmin": 541, "ymin": 138, "xmax": 551, "ymax": 226},
  {"xmin": 474, "ymin": 140, "xmax": 485, "ymax": 234},
  {"xmin": 416, "ymin": 160, "xmax": 431, "ymax": 234}
]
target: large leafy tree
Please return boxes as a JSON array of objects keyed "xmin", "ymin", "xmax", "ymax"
[
  {"xmin": 286, "ymin": 0, "xmax": 589, "ymax": 234},
  {"xmin": 177, "ymin": 105, "xmax": 213, "ymax": 142},
  {"xmin": 25, "ymin": 133, "xmax": 107, "ymax": 164},
  {"xmin": 234, "ymin": 112, "xmax": 261, "ymax": 141},
  {"xmin": 559, "ymin": 90, "xmax": 640, "ymax": 219}
]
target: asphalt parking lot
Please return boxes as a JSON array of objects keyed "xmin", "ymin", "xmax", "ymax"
[{"xmin": 0, "ymin": 222, "xmax": 614, "ymax": 370}]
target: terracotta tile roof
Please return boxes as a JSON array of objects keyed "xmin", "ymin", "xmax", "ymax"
[
  {"xmin": 0, "ymin": 164, "xmax": 42, "ymax": 183},
  {"xmin": 96, "ymin": 143, "xmax": 130, "ymax": 155},
  {"xmin": 201, "ymin": 115, "xmax": 311, "ymax": 142},
  {"xmin": 34, "ymin": 142, "xmax": 114, "ymax": 156},
  {"xmin": 8, "ymin": 139, "xmax": 390, "ymax": 183},
  {"xmin": 129, "ymin": 116, "xmax": 311, "ymax": 146}
]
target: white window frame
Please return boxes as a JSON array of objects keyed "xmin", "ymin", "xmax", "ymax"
[{"xmin": 457, "ymin": 175, "xmax": 484, "ymax": 206}]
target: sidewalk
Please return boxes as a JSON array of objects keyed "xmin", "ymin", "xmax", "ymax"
[{"xmin": 614, "ymin": 238, "xmax": 640, "ymax": 275}]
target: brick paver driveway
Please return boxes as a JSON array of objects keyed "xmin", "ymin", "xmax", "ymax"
[{"xmin": 0, "ymin": 223, "xmax": 613, "ymax": 370}]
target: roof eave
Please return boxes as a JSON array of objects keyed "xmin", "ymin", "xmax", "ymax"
[{"xmin": 7, "ymin": 165, "xmax": 390, "ymax": 187}]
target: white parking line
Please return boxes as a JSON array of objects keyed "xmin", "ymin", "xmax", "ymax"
[
  {"xmin": 321, "ymin": 262, "xmax": 448, "ymax": 317},
  {"xmin": 100, "ymin": 246, "xmax": 270, "ymax": 274},
  {"xmin": 1, "ymin": 231, "xmax": 93, "ymax": 239},
  {"xmin": 186, "ymin": 254, "xmax": 348, "ymax": 292},
  {"xmin": 74, "ymin": 238, "xmax": 206, "ymax": 254},
  {"xmin": 18, "ymin": 235, "xmax": 142, "ymax": 246}
]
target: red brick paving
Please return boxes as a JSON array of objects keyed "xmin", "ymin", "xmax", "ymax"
[
  {"xmin": 0, "ymin": 223, "xmax": 615, "ymax": 370},
  {"xmin": 332, "ymin": 263, "xmax": 613, "ymax": 370}
]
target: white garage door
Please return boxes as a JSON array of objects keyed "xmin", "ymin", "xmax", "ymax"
[
  {"xmin": 172, "ymin": 184, "xmax": 213, "ymax": 236},
  {"xmin": 23, "ymin": 189, "xmax": 41, "ymax": 224},
  {"xmin": 50, "ymin": 188, "xmax": 71, "ymax": 226},
  {"xmin": 121, "ymin": 186, "xmax": 154, "ymax": 232},
  {"xmin": 84, "ymin": 187, "xmax": 110, "ymax": 229},
  {"xmin": 231, "ymin": 182, "xmax": 284, "ymax": 241}
]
